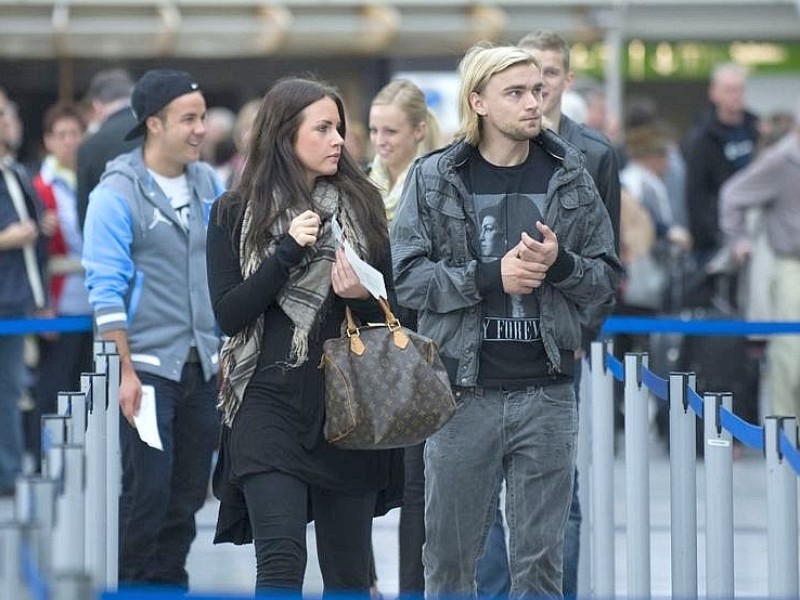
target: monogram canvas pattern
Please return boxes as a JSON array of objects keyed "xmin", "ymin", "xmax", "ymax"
[{"xmin": 321, "ymin": 321, "xmax": 456, "ymax": 450}]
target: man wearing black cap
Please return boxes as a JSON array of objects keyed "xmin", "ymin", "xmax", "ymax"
[{"xmin": 82, "ymin": 69, "xmax": 225, "ymax": 588}]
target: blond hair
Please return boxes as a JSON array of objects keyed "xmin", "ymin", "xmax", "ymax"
[
  {"xmin": 371, "ymin": 78, "xmax": 442, "ymax": 153},
  {"xmin": 456, "ymin": 43, "xmax": 540, "ymax": 146},
  {"xmin": 518, "ymin": 29, "xmax": 571, "ymax": 71}
]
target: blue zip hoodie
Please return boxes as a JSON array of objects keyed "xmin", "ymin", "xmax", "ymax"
[{"xmin": 82, "ymin": 148, "xmax": 225, "ymax": 382}]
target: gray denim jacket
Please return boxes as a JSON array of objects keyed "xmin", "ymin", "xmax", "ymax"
[{"xmin": 390, "ymin": 131, "xmax": 621, "ymax": 387}]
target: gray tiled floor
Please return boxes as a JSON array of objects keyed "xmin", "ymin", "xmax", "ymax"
[
  {"xmin": 0, "ymin": 439, "xmax": 788, "ymax": 598},
  {"xmin": 184, "ymin": 442, "xmax": 782, "ymax": 599}
]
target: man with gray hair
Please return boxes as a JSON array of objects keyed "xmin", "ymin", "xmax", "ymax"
[
  {"xmin": 391, "ymin": 43, "xmax": 620, "ymax": 597},
  {"xmin": 76, "ymin": 68, "xmax": 138, "ymax": 227},
  {"xmin": 682, "ymin": 62, "xmax": 759, "ymax": 273}
]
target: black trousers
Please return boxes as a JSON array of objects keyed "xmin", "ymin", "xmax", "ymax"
[
  {"xmin": 242, "ymin": 470, "xmax": 377, "ymax": 596},
  {"xmin": 398, "ymin": 442, "xmax": 425, "ymax": 594},
  {"xmin": 119, "ymin": 365, "xmax": 218, "ymax": 588}
]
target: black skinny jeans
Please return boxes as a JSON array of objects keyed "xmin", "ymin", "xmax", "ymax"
[
  {"xmin": 119, "ymin": 365, "xmax": 218, "ymax": 587},
  {"xmin": 399, "ymin": 442, "xmax": 425, "ymax": 594},
  {"xmin": 242, "ymin": 470, "xmax": 377, "ymax": 596}
]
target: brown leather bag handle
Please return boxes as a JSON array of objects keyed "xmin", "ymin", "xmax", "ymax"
[{"xmin": 344, "ymin": 297, "xmax": 409, "ymax": 355}]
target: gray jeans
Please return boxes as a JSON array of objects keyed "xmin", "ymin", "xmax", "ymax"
[{"xmin": 423, "ymin": 382, "xmax": 577, "ymax": 598}]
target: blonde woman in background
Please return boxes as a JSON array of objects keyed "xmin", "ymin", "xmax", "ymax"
[
  {"xmin": 368, "ymin": 79, "xmax": 442, "ymax": 222},
  {"xmin": 368, "ymin": 78, "xmax": 442, "ymax": 597}
]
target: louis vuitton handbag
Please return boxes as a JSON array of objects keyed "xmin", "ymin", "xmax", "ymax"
[{"xmin": 320, "ymin": 297, "xmax": 456, "ymax": 450}]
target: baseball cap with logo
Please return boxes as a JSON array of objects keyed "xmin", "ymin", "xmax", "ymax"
[{"xmin": 124, "ymin": 69, "xmax": 201, "ymax": 141}]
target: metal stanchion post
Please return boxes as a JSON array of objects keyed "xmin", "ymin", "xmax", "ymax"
[
  {"xmin": 15, "ymin": 476, "xmax": 58, "ymax": 578},
  {"xmin": 59, "ymin": 391, "xmax": 87, "ymax": 446},
  {"xmin": 576, "ymin": 355, "xmax": 592, "ymax": 597},
  {"xmin": 41, "ymin": 414, "xmax": 69, "ymax": 480},
  {"xmin": 765, "ymin": 416, "xmax": 799, "ymax": 598},
  {"xmin": 590, "ymin": 340, "xmax": 615, "ymax": 597},
  {"xmin": 623, "ymin": 353, "xmax": 650, "ymax": 598},
  {"xmin": 101, "ymin": 346, "xmax": 120, "ymax": 589},
  {"xmin": 94, "ymin": 339, "xmax": 119, "ymax": 366},
  {"xmin": 82, "ymin": 371, "xmax": 108, "ymax": 589},
  {"xmin": 0, "ymin": 521, "xmax": 23, "ymax": 599},
  {"xmin": 49, "ymin": 444, "xmax": 85, "ymax": 576},
  {"xmin": 50, "ymin": 571, "xmax": 93, "ymax": 600},
  {"xmin": 668, "ymin": 372, "xmax": 698, "ymax": 599},
  {"xmin": 703, "ymin": 392, "xmax": 734, "ymax": 599}
]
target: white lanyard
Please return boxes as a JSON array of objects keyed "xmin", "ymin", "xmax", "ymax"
[{"xmin": 1, "ymin": 163, "xmax": 46, "ymax": 308}]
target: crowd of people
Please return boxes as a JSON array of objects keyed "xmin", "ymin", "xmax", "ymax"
[{"xmin": 0, "ymin": 26, "xmax": 798, "ymax": 599}]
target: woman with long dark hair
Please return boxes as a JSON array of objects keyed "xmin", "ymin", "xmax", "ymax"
[{"xmin": 207, "ymin": 77, "xmax": 394, "ymax": 595}]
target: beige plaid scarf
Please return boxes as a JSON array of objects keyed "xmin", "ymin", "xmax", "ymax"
[{"xmin": 218, "ymin": 180, "xmax": 364, "ymax": 426}]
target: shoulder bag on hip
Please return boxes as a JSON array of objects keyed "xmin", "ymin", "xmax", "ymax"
[{"xmin": 320, "ymin": 297, "xmax": 456, "ymax": 450}]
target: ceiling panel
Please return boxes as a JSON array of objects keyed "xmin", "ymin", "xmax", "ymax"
[{"xmin": 0, "ymin": 1, "xmax": 797, "ymax": 59}]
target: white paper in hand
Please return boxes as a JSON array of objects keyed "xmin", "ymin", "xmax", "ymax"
[
  {"xmin": 331, "ymin": 216, "xmax": 388, "ymax": 300},
  {"xmin": 133, "ymin": 385, "xmax": 164, "ymax": 451}
]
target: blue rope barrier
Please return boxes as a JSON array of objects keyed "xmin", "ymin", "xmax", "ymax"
[
  {"xmin": 602, "ymin": 316, "xmax": 800, "ymax": 336},
  {"xmin": 21, "ymin": 543, "xmax": 48, "ymax": 600},
  {"xmin": 719, "ymin": 406, "xmax": 765, "ymax": 450},
  {"xmin": 780, "ymin": 430, "xmax": 800, "ymax": 476},
  {"xmin": 7, "ymin": 314, "xmax": 800, "ymax": 338},
  {"xmin": 100, "ymin": 590, "xmax": 266, "ymax": 599},
  {"xmin": 0, "ymin": 315, "xmax": 92, "ymax": 335},
  {"xmin": 685, "ymin": 386, "xmax": 705, "ymax": 419},
  {"xmin": 42, "ymin": 426, "xmax": 53, "ymax": 454},
  {"xmin": 602, "ymin": 347, "xmax": 768, "ymax": 449},
  {"xmin": 640, "ymin": 366, "xmax": 668, "ymax": 401},
  {"xmin": 96, "ymin": 586, "xmax": 294, "ymax": 600},
  {"xmin": 606, "ymin": 353, "xmax": 624, "ymax": 381}
]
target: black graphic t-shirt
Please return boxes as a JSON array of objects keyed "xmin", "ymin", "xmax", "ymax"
[{"xmin": 468, "ymin": 143, "xmax": 559, "ymax": 387}]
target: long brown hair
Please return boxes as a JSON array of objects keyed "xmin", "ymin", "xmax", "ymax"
[{"xmin": 218, "ymin": 77, "xmax": 387, "ymax": 261}]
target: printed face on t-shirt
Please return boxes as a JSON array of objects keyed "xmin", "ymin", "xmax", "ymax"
[
  {"xmin": 476, "ymin": 193, "xmax": 545, "ymax": 319},
  {"xmin": 468, "ymin": 143, "xmax": 559, "ymax": 384}
]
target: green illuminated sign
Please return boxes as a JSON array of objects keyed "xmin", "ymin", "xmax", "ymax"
[{"xmin": 571, "ymin": 40, "xmax": 800, "ymax": 79}]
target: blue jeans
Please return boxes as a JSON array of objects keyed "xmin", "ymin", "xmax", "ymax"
[
  {"xmin": 478, "ymin": 360, "xmax": 585, "ymax": 599},
  {"xmin": 477, "ymin": 470, "xmax": 581, "ymax": 598},
  {"xmin": 0, "ymin": 334, "xmax": 25, "ymax": 492},
  {"xmin": 423, "ymin": 383, "xmax": 577, "ymax": 597},
  {"xmin": 476, "ymin": 502, "xmax": 509, "ymax": 598},
  {"xmin": 562, "ymin": 470, "xmax": 581, "ymax": 598},
  {"xmin": 119, "ymin": 364, "xmax": 218, "ymax": 588}
]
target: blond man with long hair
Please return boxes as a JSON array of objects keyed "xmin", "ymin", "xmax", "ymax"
[{"xmin": 391, "ymin": 43, "xmax": 620, "ymax": 597}]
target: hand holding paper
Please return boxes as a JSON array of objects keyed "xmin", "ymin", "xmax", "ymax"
[
  {"xmin": 133, "ymin": 385, "xmax": 164, "ymax": 451},
  {"xmin": 331, "ymin": 216, "xmax": 388, "ymax": 300}
]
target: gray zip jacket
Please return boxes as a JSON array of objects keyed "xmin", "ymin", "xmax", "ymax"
[
  {"xmin": 391, "ymin": 131, "xmax": 621, "ymax": 388},
  {"xmin": 82, "ymin": 148, "xmax": 225, "ymax": 382}
]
